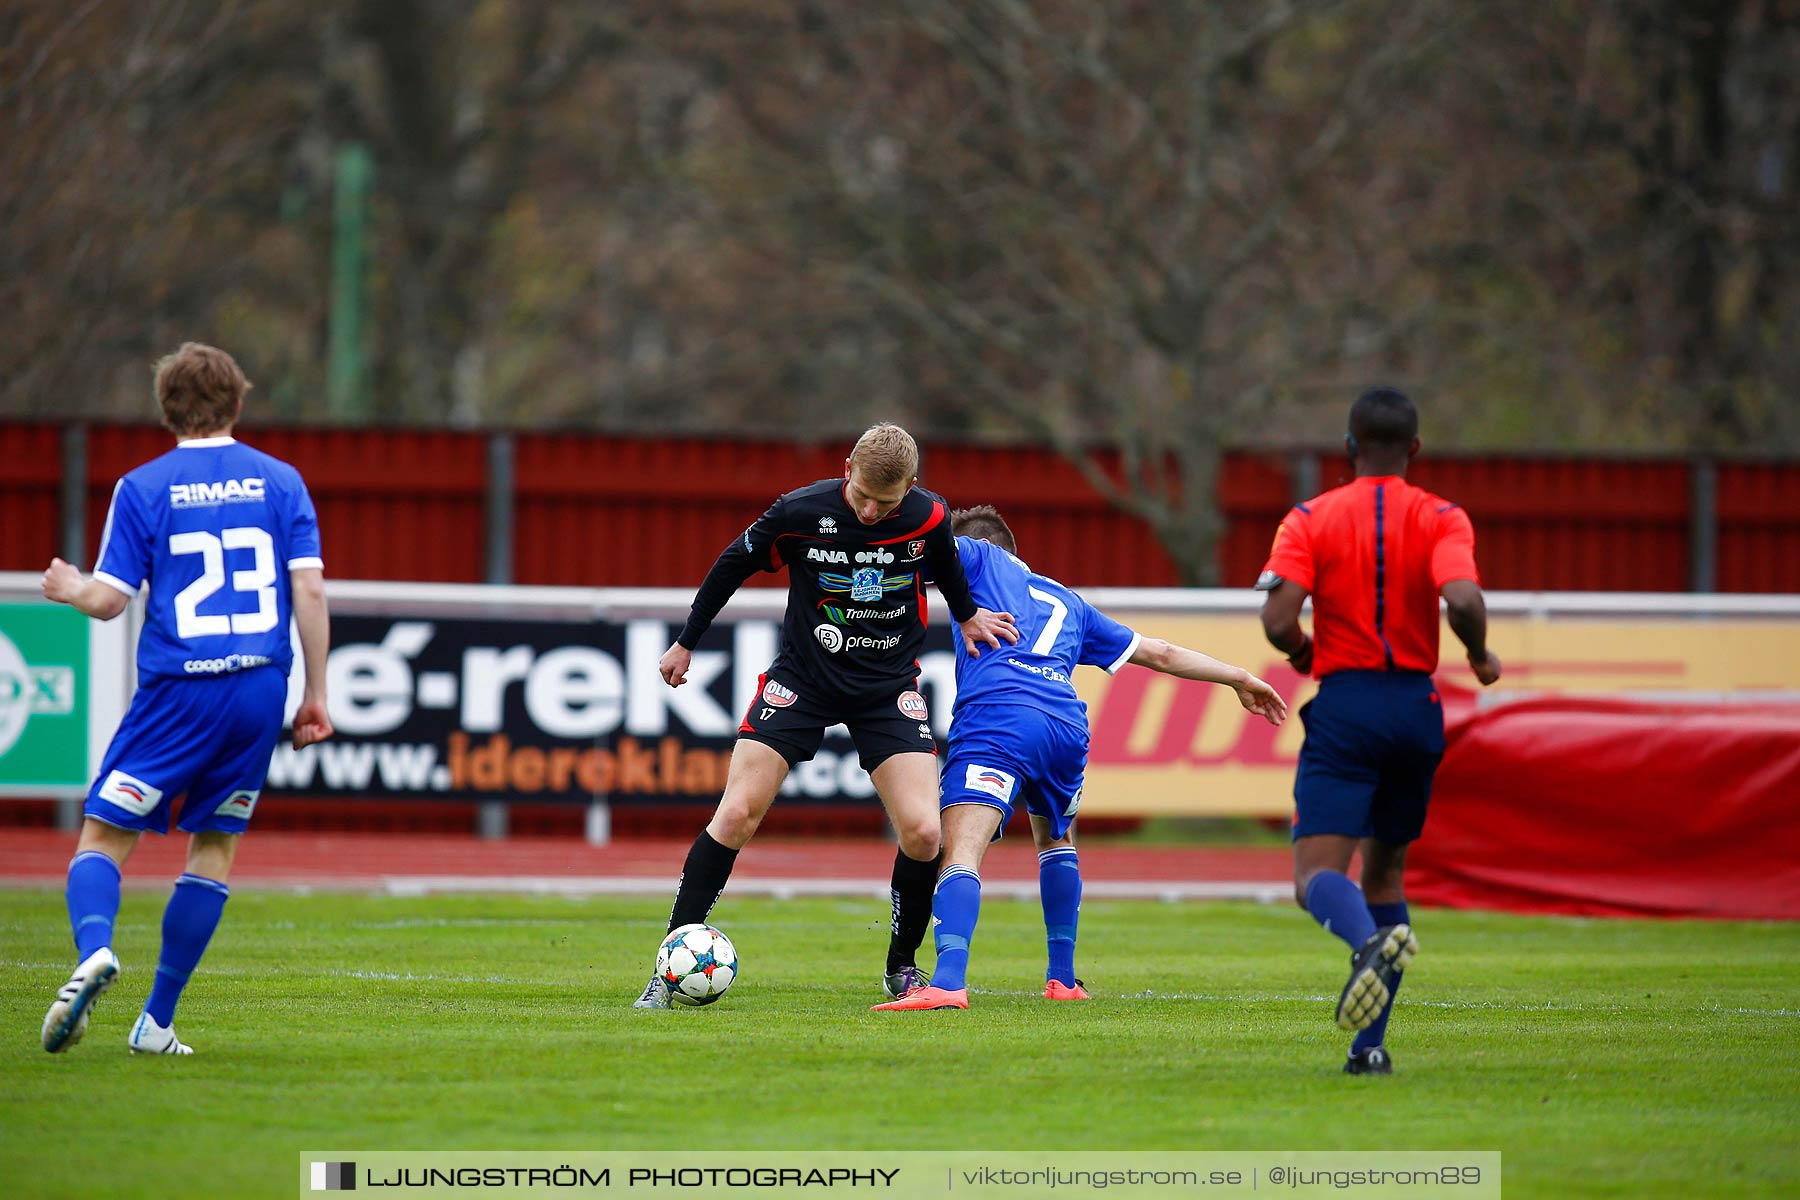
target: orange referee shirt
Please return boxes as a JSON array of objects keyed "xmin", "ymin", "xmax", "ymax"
[{"xmin": 1259, "ymin": 475, "xmax": 1480, "ymax": 678}]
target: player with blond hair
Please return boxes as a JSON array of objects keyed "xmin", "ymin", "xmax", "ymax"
[{"xmin": 636, "ymin": 424, "xmax": 1019, "ymax": 1007}]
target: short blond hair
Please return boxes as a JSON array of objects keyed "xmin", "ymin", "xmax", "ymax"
[{"xmin": 848, "ymin": 423, "xmax": 919, "ymax": 490}]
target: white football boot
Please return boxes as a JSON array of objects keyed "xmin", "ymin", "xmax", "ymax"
[
  {"xmin": 42, "ymin": 947, "xmax": 120, "ymax": 1053},
  {"xmin": 128, "ymin": 1012, "xmax": 194, "ymax": 1055},
  {"xmin": 632, "ymin": 974, "xmax": 673, "ymax": 1009}
]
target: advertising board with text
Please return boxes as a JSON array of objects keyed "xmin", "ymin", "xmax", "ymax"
[{"xmin": 270, "ymin": 609, "xmax": 1800, "ymax": 813}]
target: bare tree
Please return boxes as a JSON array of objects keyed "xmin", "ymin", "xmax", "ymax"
[{"xmin": 655, "ymin": 0, "xmax": 1454, "ymax": 581}]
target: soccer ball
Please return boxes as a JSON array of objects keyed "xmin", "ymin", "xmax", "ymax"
[{"xmin": 656, "ymin": 923, "xmax": 737, "ymax": 1006}]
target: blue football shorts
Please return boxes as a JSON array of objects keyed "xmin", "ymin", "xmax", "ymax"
[
  {"xmin": 1292, "ymin": 669, "xmax": 1445, "ymax": 844},
  {"xmin": 85, "ymin": 667, "xmax": 288, "ymax": 836},
  {"xmin": 940, "ymin": 703, "xmax": 1090, "ymax": 842}
]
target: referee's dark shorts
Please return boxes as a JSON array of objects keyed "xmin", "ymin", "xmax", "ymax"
[{"xmin": 1292, "ymin": 670, "xmax": 1444, "ymax": 844}]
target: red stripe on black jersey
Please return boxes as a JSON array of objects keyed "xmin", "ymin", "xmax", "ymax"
[{"xmin": 870, "ymin": 501, "xmax": 945, "ymax": 546}]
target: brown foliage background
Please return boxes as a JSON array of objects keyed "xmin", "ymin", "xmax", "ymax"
[{"xmin": 4, "ymin": 1, "xmax": 1795, "ymax": 575}]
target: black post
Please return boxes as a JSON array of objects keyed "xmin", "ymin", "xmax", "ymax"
[
  {"xmin": 61, "ymin": 425, "xmax": 87, "ymax": 565},
  {"xmin": 485, "ymin": 432, "xmax": 515, "ymax": 586}
]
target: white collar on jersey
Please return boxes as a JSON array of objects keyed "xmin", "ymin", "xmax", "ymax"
[{"xmin": 176, "ymin": 436, "xmax": 238, "ymax": 449}]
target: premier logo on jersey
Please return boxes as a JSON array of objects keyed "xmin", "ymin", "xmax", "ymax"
[
  {"xmin": 98, "ymin": 769, "xmax": 163, "ymax": 816},
  {"xmin": 814, "ymin": 624, "xmax": 844, "ymax": 653}
]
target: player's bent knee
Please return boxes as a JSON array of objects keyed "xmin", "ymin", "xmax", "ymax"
[
  {"xmin": 707, "ymin": 803, "xmax": 764, "ymax": 849},
  {"xmin": 896, "ymin": 823, "xmax": 941, "ymax": 862}
]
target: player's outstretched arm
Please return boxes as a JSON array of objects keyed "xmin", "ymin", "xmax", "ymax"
[
  {"xmin": 959, "ymin": 607, "xmax": 1019, "ymax": 657},
  {"xmin": 1128, "ymin": 638, "xmax": 1289, "ymax": 726},
  {"xmin": 41, "ymin": 557, "xmax": 130, "ymax": 620},
  {"xmin": 1442, "ymin": 579, "xmax": 1501, "ymax": 686},
  {"xmin": 290, "ymin": 567, "xmax": 334, "ymax": 748}
]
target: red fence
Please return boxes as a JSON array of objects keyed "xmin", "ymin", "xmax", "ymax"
[{"xmin": 4, "ymin": 422, "xmax": 1797, "ymax": 592}]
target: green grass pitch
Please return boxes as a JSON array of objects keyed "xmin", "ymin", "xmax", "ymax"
[{"xmin": 3, "ymin": 889, "xmax": 1797, "ymax": 1199}]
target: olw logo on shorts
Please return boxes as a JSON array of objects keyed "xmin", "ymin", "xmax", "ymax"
[{"xmin": 0, "ymin": 606, "xmax": 86, "ymax": 787}]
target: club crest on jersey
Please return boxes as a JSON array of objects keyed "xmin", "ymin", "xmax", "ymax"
[
  {"xmin": 814, "ymin": 624, "xmax": 844, "ymax": 653},
  {"xmin": 964, "ymin": 764, "xmax": 1017, "ymax": 802},
  {"xmin": 850, "ymin": 567, "xmax": 882, "ymax": 601},
  {"xmin": 98, "ymin": 770, "xmax": 162, "ymax": 816},
  {"xmin": 214, "ymin": 789, "xmax": 260, "ymax": 820},
  {"xmin": 818, "ymin": 516, "xmax": 837, "ymax": 533},
  {"xmin": 897, "ymin": 690, "xmax": 929, "ymax": 721},
  {"xmin": 761, "ymin": 680, "xmax": 799, "ymax": 708},
  {"xmin": 907, "ymin": 539, "xmax": 926, "ymax": 560}
]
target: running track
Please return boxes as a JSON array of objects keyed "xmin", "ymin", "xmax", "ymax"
[{"xmin": 0, "ymin": 831, "xmax": 1292, "ymax": 902}]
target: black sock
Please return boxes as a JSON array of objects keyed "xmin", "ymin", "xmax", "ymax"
[
  {"xmin": 887, "ymin": 847, "xmax": 942, "ymax": 975},
  {"xmin": 668, "ymin": 830, "xmax": 739, "ymax": 933}
]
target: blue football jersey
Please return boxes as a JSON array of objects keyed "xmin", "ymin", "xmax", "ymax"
[
  {"xmin": 93, "ymin": 437, "xmax": 322, "ymax": 683},
  {"xmin": 949, "ymin": 536, "xmax": 1139, "ymax": 728}
]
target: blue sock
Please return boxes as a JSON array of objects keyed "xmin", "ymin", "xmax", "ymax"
[
  {"xmin": 1354, "ymin": 900, "xmax": 1411, "ymax": 1053},
  {"xmin": 930, "ymin": 866, "xmax": 981, "ymax": 992},
  {"xmin": 1039, "ymin": 847, "xmax": 1082, "ymax": 985},
  {"xmin": 144, "ymin": 875, "xmax": 229, "ymax": 1027},
  {"xmin": 66, "ymin": 851, "xmax": 122, "ymax": 960},
  {"xmin": 1304, "ymin": 871, "xmax": 1376, "ymax": 950}
]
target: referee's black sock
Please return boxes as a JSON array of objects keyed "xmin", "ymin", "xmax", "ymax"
[
  {"xmin": 887, "ymin": 847, "xmax": 942, "ymax": 974},
  {"xmin": 667, "ymin": 830, "xmax": 739, "ymax": 933}
]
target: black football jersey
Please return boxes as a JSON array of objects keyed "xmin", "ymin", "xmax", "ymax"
[{"xmin": 677, "ymin": 479, "xmax": 978, "ymax": 696}]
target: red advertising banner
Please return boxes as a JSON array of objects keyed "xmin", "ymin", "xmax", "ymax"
[{"xmin": 1410, "ymin": 695, "xmax": 1800, "ymax": 920}]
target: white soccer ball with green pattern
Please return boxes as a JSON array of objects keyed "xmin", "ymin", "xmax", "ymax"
[{"xmin": 656, "ymin": 923, "xmax": 737, "ymax": 1006}]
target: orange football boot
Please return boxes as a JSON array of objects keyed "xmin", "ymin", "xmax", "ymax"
[{"xmin": 870, "ymin": 985, "xmax": 969, "ymax": 1011}]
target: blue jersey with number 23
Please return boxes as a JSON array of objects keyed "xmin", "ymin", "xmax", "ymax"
[{"xmin": 93, "ymin": 437, "xmax": 322, "ymax": 684}]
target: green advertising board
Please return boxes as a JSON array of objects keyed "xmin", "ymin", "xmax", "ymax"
[{"xmin": 0, "ymin": 603, "xmax": 89, "ymax": 789}]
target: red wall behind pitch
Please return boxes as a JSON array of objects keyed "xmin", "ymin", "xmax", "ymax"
[{"xmin": 3, "ymin": 421, "xmax": 1794, "ymax": 593}]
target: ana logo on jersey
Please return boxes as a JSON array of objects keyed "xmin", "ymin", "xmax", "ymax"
[
  {"xmin": 814, "ymin": 624, "xmax": 844, "ymax": 653},
  {"xmin": 168, "ymin": 478, "xmax": 266, "ymax": 509},
  {"xmin": 762, "ymin": 680, "xmax": 799, "ymax": 708},
  {"xmin": 214, "ymin": 789, "xmax": 260, "ymax": 820},
  {"xmin": 906, "ymin": 539, "xmax": 926, "ymax": 560},
  {"xmin": 818, "ymin": 516, "xmax": 837, "ymax": 533},
  {"xmin": 98, "ymin": 770, "xmax": 163, "ymax": 816},
  {"xmin": 897, "ymin": 690, "xmax": 929, "ymax": 721},
  {"xmin": 964, "ymin": 764, "xmax": 1017, "ymax": 803}
]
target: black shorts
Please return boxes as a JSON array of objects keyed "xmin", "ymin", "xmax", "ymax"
[{"xmin": 738, "ymin": 670, "xmax": 937, "ymax": 774}]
